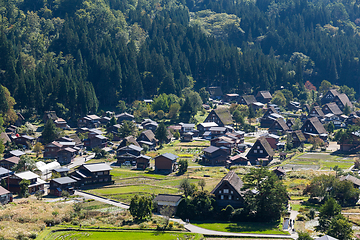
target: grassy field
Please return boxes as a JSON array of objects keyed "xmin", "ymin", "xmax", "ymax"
[
  {"xmin": 282, "ymin": 153, "xmax": 354, "ymax": 170},
  {"xmin": 41, "ymin": 230, "xmax": 202, "ymax": 240},
  {"xmin": 192, "ymin": 221, "xmax": 289, "ymax": 235},
  {"xmin": 86, "ymin": 166, "xmax": 232, "ymax": 204}
]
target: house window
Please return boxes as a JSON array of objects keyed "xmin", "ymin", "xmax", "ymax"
[
  {"xmin": 219, "ymin": 190, "xmax": 222, "ymax": 194},
  {"xmin": 257, "ymin": 146, "xmax": 260, "ymax": 149},
  {"xmin": 254, "ymin": 150, "xmax": 257, "ymax": 153},
  {"xmin": 259, "ymin": 150, "xmax": 263, "ymax": 153},
  {"xmin": 224, "ymin": 189, "xmax": 229, "ymax": 193},
  {"xmin": 229, "ymin": 195, "xmax": 232, "ymax": 200},
  {"xmin": 231, "ymin": 191, "xmax": 233, "ymax": 194},
  {"xmin": 221, "ymin": 195, "xmax": 224, "ymax": 200}
]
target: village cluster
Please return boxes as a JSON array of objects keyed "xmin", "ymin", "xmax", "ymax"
[{"xmin": 0, "ymin": 86, "xmax": 359, "ymax": 237}]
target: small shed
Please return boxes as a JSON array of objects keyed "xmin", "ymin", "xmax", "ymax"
[{"xmin": 153, "ymin": 194, "xmax": 183, "ymax": 213}]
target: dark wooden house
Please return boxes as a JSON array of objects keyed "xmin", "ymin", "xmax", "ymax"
[
  {"xmin": 256, "ymin": 91, "xmax": 272, "ymax": 103},
  {"xmin": 116, "ymin": 144, "xmax": 143, "ymax": 165},
  {"xmin": 268, "ymin": 119, "xmax": 289, "ymax": 134},
  {"xmin": 211, "ymin": 171, "xmax": 245, "ymax": 208},
  {"xmin": 246, "ymin": 136, "xmax": 275, "ymax": 165},
  {"xmin": 321, "ymin": 89, "xmax": 340, "ymax": 105},
  {"xmin": 301, "ymin": 117, "xmax": 328, "ymax": 140},
  {"xmin": 202, "ymin": 146, "xmax": 229, "ymax": 166},
  {"xmin": 204, "ymin": 108, "xmax": 234, "ymax": 127},
  {"xmin": 239, "ymin": 95, "xmax": 257, "ymax": 106},
  {"xmin": 136, "ymin": 155, "xmax": 151, "ymax": 169},
  {"xmin": 0, "ymin": 186, "xmax": 12, "ymax": 205},
  {"xmin": 8, "ymin": 171, "xmax": 45, "ymax": 194},
  {"xmin": 308, "ymin": 106, "xmax": 325, "ymax": 119},
  {"xmin": 49, "ymin": 177, "xmax": 77, "ymax": 196},
  {"xmin": 332, "ymin": 93, "xmax": 353, "ymax": 111},
  {"xmin": 116, "ymin": 112, "xmax": 134, "ymax": 123},
  {"xmin": 154, "ymin": 153, "xmax": 178, "ymax": 173},
  {"xmin": 0, "ymin": 156, "xmax": 20, "ymax": 170},
  {"xmin": 322, "ymin": 102, "xmax": 343, "ymax": 116},
  {"xmin": 70, "ymin": 163, "xmax": 112, "ymax": 186},
  {"xmin": 292, "ymin": 130, "xmax": 306, "ymax": 148}
]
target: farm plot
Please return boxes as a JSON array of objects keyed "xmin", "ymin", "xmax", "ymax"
[{"xmin": 283, "ymin": 153, "xmax": 354, "ymax": 170}]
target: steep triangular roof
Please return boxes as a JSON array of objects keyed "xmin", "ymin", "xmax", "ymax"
[
  {"xmin": 213, "ymin": 108, "xmax": 234, "ymax": 126},
  {"xmin": 256, "ymin": 91, "xmax": 272, "ymax": 99},
  {"xmin": 309, "ymin": 106, "xmax": 324, "ymax": 117},
  {"xmin": 322, "ymin": 102, "xmax": 343, "ymax": 115},
  {"xmin": 241, "ymin": 95, "xmax": 257, "ymax": 105},
  {"xmin": 211, "ymin": 171, "xmax": 244, "ymax": 195},
  {"xmin": 293, "ymin": 130, "xmax": 306, "ymax": 142},
  {"xmin": 246, "ymin": 136, "xmax": 275, "ymax": 158},
  {"xmin": 269, "ymin": 119, "xmax": 289, "ymax": 131},
  {"xmin": 302, "ymin": 117, "xmax": 327, "ymax": 134},
  {"xmin": 333, "ymin": 93, "xmax": 353, "ymax": 109}
]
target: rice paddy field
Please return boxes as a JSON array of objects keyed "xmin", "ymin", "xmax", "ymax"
[{"xmin": 282, "ymin": 152, "xmax": 354, "ymax": 171}]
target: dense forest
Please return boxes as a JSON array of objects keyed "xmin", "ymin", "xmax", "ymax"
[{"xmin": 1, "ymin": 0, "xmax": 360, "ymax": 118}]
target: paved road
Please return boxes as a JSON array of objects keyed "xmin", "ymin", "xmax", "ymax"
[
  {"xmin": 76, "ymin": 191, "xmax": 297, "ymax": 239},
  {"xmin": 75, "ymin": 190, "xmax": 129, "ymax": 209},
  {"xmin": 67, "ymin": 153, "xmax": 95, "ymax": 169}
]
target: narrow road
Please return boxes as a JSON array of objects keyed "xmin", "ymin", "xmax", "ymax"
[
  {"xmin": 75, "ymin": 190, "xmax": 129, "ymax": 209},
  {"xmin": 67, "ymin": 153, "xmax": 95, "ymax": 169},
  {"xmin": 75, "ymin": 191, "xmax": 296, "ymax": 239}
]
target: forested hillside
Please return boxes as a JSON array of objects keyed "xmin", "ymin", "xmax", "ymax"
[{"xmin": 1, "ymin": 0, "xmax": 360, "ymax": 118}]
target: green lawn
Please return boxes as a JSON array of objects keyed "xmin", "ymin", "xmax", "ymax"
[
  {"xmin": 41, "ymin": 230, "xmax": 202, "ymax": 240},
  {"xmin": 192, "ymin": 221, "xmax": 289, "ymax": 235}
]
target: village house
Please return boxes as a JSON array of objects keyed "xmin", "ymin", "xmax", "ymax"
[
  {"xmin": 202, "ymin": 146, "xmax": 229, "ymax": 166},
  {"xmin": 154, "ymin": 153, "xmax": 178, "ymax": 173},
  {"xmin": 13, "ymin": 135, "xmax": 35, "ymax": 147},
  {"xmin": 308, "ymin": 105, "xmax": 325, "ymax": 119},
  {"xmin": 211, "ymin": 136, "xmax": 235, "ymax": 149},
  {"xmin": 286, "ymin": 119, "xmax": 295, "ymax": 131},
  {"xmin": 288, "ymin": 101, "xmax": 301, "ymax": 111},
  {"xmin": 116, "ymin": 112, "xmax": 134, "ymax": 123},
  {"xmin": 153, "ymin": 194, "xmax": 183, "ymax": 213},
  {"xmin": 118, "ymin": 135, "xmax": 140, "ymax": 148},
  {"xmin": 0, "ymin": 186, "xmax": 12, "ymax": 205},
  {"xmin": 251, "ymin": 102, "xmax": 265, "ymax": 111},
  {"xmin": 49, "ymin": 177, "xmax": 77, "ymax": 196},
  {"xmin": 292, "ymin": 130, "xmax": 306, "ymax": 148},
  {"xmin": 43, "ymin": 111, "xmax": 58, "ymax": 123},
  {"xmin": 332, "ymin": 93, "xmax": 353, "ymax": 111},
  {"xmin": 268, "ymin": 118, "xmax": 289, "ymax": 134},
  {"xmin": 208, "ymin": 86, "xmax": 223, "ymax": 99},
  {"xmin": 137, "ymin": 130, "xmax": 158, "ymax": 150},
  {"xmin": 0, "ymin": 132, "xmax": 11, "ymax": 145},
  {"xmin": 44, "ymin": 141, "xmax": 63, "ymax": 159},
  {"xmin": 204, "ymin": 108, "xmax": 234, "ymax": 127},
  {"xmin": 181, "ymin": 132, "xmax": 194, "ymax": 142},
  {"xmin": 70, "ymin": 163, "xmax": 112, "ymax": 186},
  {"xmin": 246, "ymin": 136, "xmax": 275, "ymax": 166},
  {"xmin": 116, "ymin": 144, "xmax": 143, "ymax": 165},
  {"xmin": 209, "ymin": 126, "xmax": 227, "ymax": 139},
  {"xmin": 197, "ymin": 122, "xmax": 218, "ymax": 136},
  {"xmin": 77, "ymin": 115, "xmax": 101, "ymax": 128},
  {"xmin": 84, "ymin": 129, "xmax": 108, "ymax": 149},
  {"xmin": 141, "ymin": 119, "xmax": 158, "ymax": 131},
  {"xmin": 136, "ymin": 155, "xmax": 151, "ymax": 170},
  {"xmin": 52, "ymin": 167, "xmax": 70, "ymax": 177},
  {"xmin": 260, "ymin": 106, "xmax": 284, "ymax": 128},
  {"xmin": 0, "ymin": 156, "xmax": 20, "ymax": 170},
  {"xmin": 99, "ymin": 116, "xmax": 111, "ymax": 126},
  {"xmin": 57, "ymin": 148, "xmax": 77, "ymax": 165},
  {"xmin": 0, "ymin": 167, "xmax": 13, "ymax": 181},
  {"xmin": 322, "ymin": 102, "xmax": 343, "ymax": 116},
  {"xmin": 211, "ymin": 171, "xmax": 245, "ymax": 208},
  {"xmin": 8, "ymin": 171, "xmax": 45, "ymax": 194},
  {"xmin": 339, "ymin": 175, "xmax": 360, "ymax": 189},
  {"xmin": 301, "ymin": 117, "xmax": 328, "ymax": 141},
  {"xmin": 261, "ymin": 133, "xmax": 280, "ymax": 149},
  {"xmin": 273, "ymin": 167, "xmax": 286, "ymax": 179},
  {"xmin": 54, "ymin": 118, "xmax": 68, "ymax": 129},
  {"xmin": 223, "ymin": 93, "xmax": 239, "ymax": 102},
  {"xmin": 239, "ymin": 95, "xmax": 257, "ymax": 106},
  {"xmin": 321, "ymin": 89, "xmax": 340, "ymax": 105},
  {"xmin": 180, "ymin": 123, "xmax": 196, "ymax": 134},
  {"xmin": 8, "ymin": 150, "xmax": 25, "ymax": 158},
  {"xmin": 226, "ymin": 155, "xmax": 249, "ymax": 167},
  {"xmin": 256, "ymin": 91, "xmax": 272, "ymax": 103}
]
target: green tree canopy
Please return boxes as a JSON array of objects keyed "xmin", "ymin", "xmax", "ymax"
[{"xmin": 42, "ymin": 120, "xmax": 60, "ymax": 144}]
